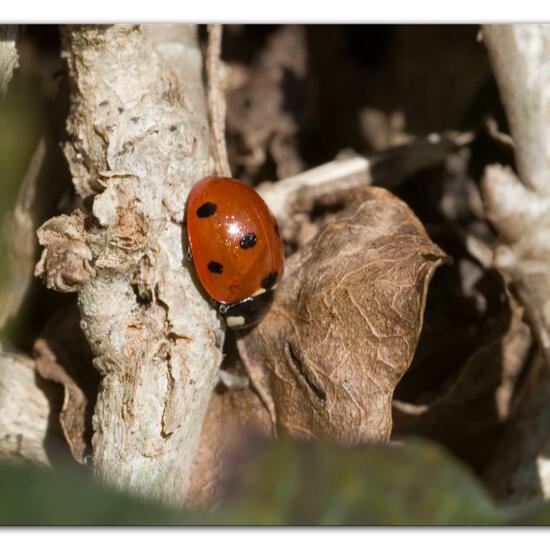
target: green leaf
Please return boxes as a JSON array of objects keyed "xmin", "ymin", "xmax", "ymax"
[
  {"xmin": 0, "ymin": 438, "xmax": 501, "ymax": 525},
  {"xmin": 509, "ymin": 500, "xmax": 550, "ymax": 525},
  {"xmin": 0, "ymin": 460, "xmax": 186, "ymax": 525},
  {"xmin": 206, "ymin": 437, "xmax": 501, "ymax": 525}
]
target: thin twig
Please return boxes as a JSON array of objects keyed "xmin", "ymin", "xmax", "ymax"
[{"xmin": 206, "ymin": 24, "xmax": 231, "ymax": 177}]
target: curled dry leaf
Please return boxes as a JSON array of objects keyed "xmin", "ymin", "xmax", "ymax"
[
  {"xmin": 483, "ymin": 353, "xmax": 550, "ymax": 506},
  {"xmin": 393, "ymin": 279, "xmax": 532, "ymax": 472},
  {"xmin": 32, "ymin": 305, "xmax": 98, "ymax": 464},
  {"xmin": 33, "ymin": 338, "xmax": 87, "ymax": 463},
  {"xmin": 238, "ymin": 186, "xmax": 447, "ymax": 444}
]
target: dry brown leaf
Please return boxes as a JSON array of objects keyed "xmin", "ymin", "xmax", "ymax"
[
  {"xmin": 482, "ymin": 352, "xmax": 550, "ymax": 506},
  {"xmin": 32, "ymin": 305, "xmax": 98, "ymax": 464},
  {"xmin": 237, "ymin": 186, "xmax": 447, "ymax": 444},
  {"xmin": 393, "ymin": 283, "xmax": 532, "ymax": 472},
  {"xmin": 187, "ymin": 386, "xmax": 272, "ymax": 508}
]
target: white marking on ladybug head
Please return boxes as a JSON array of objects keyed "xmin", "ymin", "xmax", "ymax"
[
  {"xmin": 226, "ymin": 315, "xmax": 246, "ymax": 328},
  {"xmin": 252, "ymin": 287, "xmax": 267, "ymax": 297}
]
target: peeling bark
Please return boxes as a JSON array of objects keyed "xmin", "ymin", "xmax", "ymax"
[{"xmin": 35, "ymin": 25, "xmax": 224, "ymax": 506}]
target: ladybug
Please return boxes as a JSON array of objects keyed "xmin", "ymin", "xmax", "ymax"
[{"xmin": 185, "ymin": 176, "xmax": 284, "ymax": 329}]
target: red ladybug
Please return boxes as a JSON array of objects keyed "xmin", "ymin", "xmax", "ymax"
[{"xmin": 185, "ymin": 176, "xmax": 284, "ymax": 329}]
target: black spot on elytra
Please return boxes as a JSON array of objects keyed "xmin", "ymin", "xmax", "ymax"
[
  {"xmin": 261, "ymin": 271, "xmax": 278, "ymax": 289},
  {"xmin": 208, "ymin": 261, "xmax": 223, "ymax": 274},
  {"xmin": 240, "ymin": 232, "xmax": 257, "ymax": 249},
  {"xmin": 197, "ymin": 202, "xmax": 217, "ymax": 218}
]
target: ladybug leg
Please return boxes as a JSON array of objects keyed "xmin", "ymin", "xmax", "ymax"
[{"xmin": 186, "ymin": 244, "xmax": 193, "ymax": 261}]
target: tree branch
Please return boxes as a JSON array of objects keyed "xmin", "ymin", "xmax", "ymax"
[
  {"xmin": 482, "ymin": 25, "xmax": 550, "ymax": 367},
  {"xmin": 35, "ymin": 24, "xmax": 224, "ymax": 506},
  {"xmin": 480, "ymin": 24, "xmax": 550, "ymax": 505},
  {"xmin": 0, "ymin": 349, "xmax": 58, "ymax": 465}
]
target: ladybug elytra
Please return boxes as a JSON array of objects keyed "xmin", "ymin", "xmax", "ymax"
[{"xmin": 185, "ymin": 177, "xmax": 284, "ymax": 329}]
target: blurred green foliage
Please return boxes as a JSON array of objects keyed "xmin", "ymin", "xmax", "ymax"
[
  {"xmin": 0, "ymin": 68, "xmax": 44, "ymax": 236},
  {"xmin": 206, "ymin": 438, "xmax": 501, "ymax": 525},
  {"xmin": 0, "ymin": 460, "xmax": 186, "ymax": 525},
  {"xmin": 0, "ymin": 66, "xmax": 45, "ymax": 343},
  {"xmin": 2, "ymin": 437, "xmax": 537, "ymax": 526},
  {"xmin": 0, "ymin": 73, "xmax": 43, "ymax": 218}
]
